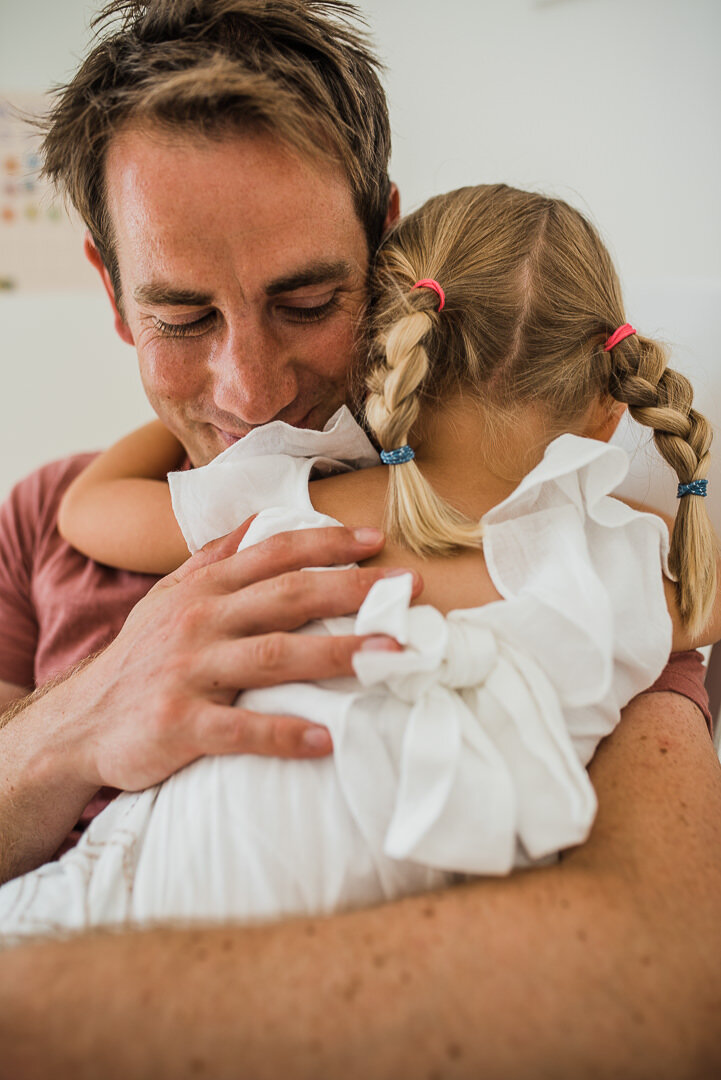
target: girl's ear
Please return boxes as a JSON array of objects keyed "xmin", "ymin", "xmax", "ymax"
[
  {"xmin": 84, "ymin": 232, "xmax": 135, "ymax": 346},
  {"xmin": 585, "ymin": 396, "xmax": 627, "ymax": 442}
]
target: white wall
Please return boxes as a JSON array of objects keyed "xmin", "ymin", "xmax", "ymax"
[
  {"xmin": 1, "ymin": 0, "xmax": 156, "ymax": 491},
  {"xmin": 1, "ymin": 0, "xmax": 720, "ymax": 516}
]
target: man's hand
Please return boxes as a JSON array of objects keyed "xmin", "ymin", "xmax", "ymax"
[
  {"xmin": 0, "ymin": 522, "xmax": 415, "ymax": 880},
  {"xmin": 72, "ymin": 521, "xmax": 413, "ymax": 790}
]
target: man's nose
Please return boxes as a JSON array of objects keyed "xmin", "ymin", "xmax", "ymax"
[{"xmin": 211, "ymin": 320, "xmax": 298, "ymax": 426}]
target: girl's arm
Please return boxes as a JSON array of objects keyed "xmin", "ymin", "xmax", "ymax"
[{"xmin": 57, "ymin": 421, "xmax": 190, "ymax": 574}]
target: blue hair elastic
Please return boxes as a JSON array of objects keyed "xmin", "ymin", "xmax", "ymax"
[
  {"xmin": 677, "ymin": 479, "xmax": 708, "ymax": 498},
  {"xmin": 380, "ymin": 445, "xmax": 415, "ymax": 465}
]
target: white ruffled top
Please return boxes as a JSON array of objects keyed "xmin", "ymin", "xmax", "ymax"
[{"xmin": 169, "ymin": 406, "xmax": 673, "ymax": 874}]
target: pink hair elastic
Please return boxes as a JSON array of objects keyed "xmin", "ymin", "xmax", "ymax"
[
  {"xmin": 412, "ymin": 278, "xmax": 445, "ymax": 311},
  {"xmin": 603, "ymin": 323, "xmax": 636, "ymax": 351}
]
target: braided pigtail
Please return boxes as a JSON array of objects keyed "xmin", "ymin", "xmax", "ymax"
[
  {"xmin": 364, "ymin": 306, "xmax": 484, "ymax": 556},
  {"xmin": 608, "ymin": 334, "xmax": 717, "ymax": 636}
]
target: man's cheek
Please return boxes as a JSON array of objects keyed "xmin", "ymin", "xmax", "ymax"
[
  {"xmin": 314, "ymin": 330, "xmax": 358, "ymax": 383},
  {"xmin": 139, "ymin": 346, "xmax": 203, "ymax": 402}
]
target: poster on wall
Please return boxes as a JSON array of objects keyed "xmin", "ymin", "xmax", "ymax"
[{"xmin": 0, "ymin": 93, "xmax": 95, "ymax": 292}]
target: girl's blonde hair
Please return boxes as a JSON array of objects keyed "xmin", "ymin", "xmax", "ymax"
[{"xmin": 364, "ymin": 184, "xmax": 716, "ymax": 635}]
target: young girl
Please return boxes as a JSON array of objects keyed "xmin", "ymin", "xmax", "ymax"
[{"xmin": 1, "ymin": 184, "xmax": 718, "ymax": 940}]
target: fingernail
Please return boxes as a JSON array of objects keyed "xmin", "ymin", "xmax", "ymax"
[
  {"xmin": 302, "ymin": 727, "xmax": 332, "ymax": 751},
  {"xmin": 353, "ymin": 527, "xmax": 384, "ymax": 545},
  {"xmin": 359, "ymin": 635, "xmax": 400, "ymax": 652},
  {"xmin": 382, "ymin": 568, "xmax": 421, "ymax": 592}
]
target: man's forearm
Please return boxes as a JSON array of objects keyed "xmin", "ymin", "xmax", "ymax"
[
  {"xmin": 0, "ymin": 677, "xmax": 99, "ymax": 882},
  {"xmin": 2, "ymin": 692, "xmax": 720, "ymax": 1078}
]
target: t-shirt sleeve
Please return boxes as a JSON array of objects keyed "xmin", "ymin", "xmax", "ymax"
[
  {"xmin": 0, "ymin": 474, "xmax": 41, "ymax": 689},
  {"xmin": 640, "ymin": 650, "xmax": 713, "ymax": 736}
]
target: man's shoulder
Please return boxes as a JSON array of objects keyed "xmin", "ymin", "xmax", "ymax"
[
  {"xmin": 4, "ymin": 452, "xmax": 100, "ymax": 525},
  {"xmin": 0, "ymin": 452, "xmax": 101, "ymax": 565},
  {"xmin": 0, "ymin": 452, "xmax": 160, "ymax": 691},
  {"xmin": 12, "ymin": 452, "xmax": 100, "ymax": 495}
]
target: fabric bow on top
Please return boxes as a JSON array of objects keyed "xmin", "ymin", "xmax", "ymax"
[{"xmin": 348, "ymin": 575, "xmax": 598, "ymax": 876}]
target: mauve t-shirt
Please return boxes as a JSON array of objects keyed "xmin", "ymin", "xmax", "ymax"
[
  {"xmin": 0, "ymin": 455, "xmax": 161, "ymax": 850},
  {"xmin": 0, "ymin": 454, "xmax": 712, "ymax": 854}
]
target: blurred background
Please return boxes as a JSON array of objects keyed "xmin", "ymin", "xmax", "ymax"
[{"xmin": 1, "ymin": 0, "xmax": 720, "ymax": 521}]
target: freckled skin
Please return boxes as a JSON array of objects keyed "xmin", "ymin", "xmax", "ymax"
[
  {"xmin": 2, "ymin": 693, "xmax": 721, "ymax": 1080},
  {"xmin": 342, "ymin": 977, "xmax": 363, "ymax": 1002},
  {"xmin": 99, "ymin": 127, "xmax": 370, "ymax": 467}
]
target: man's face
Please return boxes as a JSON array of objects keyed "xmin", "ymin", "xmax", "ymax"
[{"xmin": 100, "ymin": 126, "xmax": 370, "ymax": 465}]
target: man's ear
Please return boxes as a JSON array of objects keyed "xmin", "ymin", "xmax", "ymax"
[
  {"xmin": 382, "ymin": 183, "xmax": 400, "ymax": 235},
  {"xmin": 84, "ymin": 232, "xmax": 134, "ymax": 346}
]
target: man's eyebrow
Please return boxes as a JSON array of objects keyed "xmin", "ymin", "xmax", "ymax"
[
  {"xmin": 265, "ymin": 260, "xmax": 354, "ymax": 296},
  {"xmin": 133, "ymin": 283, "xmax": 214, "ymax": 307},
  {"xmin": 132, "ymin": 260, "xmax": 354, "ymax": 307}
]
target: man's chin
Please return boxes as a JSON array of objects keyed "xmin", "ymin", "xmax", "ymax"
[{"xmin": 181, "ymin": 430, "xmax": 234, "ymax": 468}]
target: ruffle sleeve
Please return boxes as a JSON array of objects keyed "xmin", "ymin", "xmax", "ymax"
[
  {"xmin": 168, "ymin": 406, "xmax": 379, "ymax": 552},
  {"xmin": 480, "ymin": 434, "xmax": 673, "ymax": 763}
]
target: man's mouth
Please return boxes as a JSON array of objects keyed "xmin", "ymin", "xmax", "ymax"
[
  {"xmin": 213, "ymin": 407, "xmax": 318, "ymax": 447},
  {"xmin": 216, "ymin": 427, "xmax": 245, "ymax": 447}
]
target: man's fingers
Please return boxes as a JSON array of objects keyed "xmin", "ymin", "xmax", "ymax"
[
  {"xmin": 199, "ymin": 525, "xmax": 387, "ymax": 593},
  {"xmin": 210, "ymin": 566, "xmax": 421, "ymax": 636},
  {"xmin": 158, "ymin": 517, "xmax": 259, "ymax": 589},
  {"xmin": 199, "ymin": 632, "xmax": 402, "ymax": 689},
  {"xmin": 113, "ymin": 523, "xmax": 412, "ymax": 783},
  {"xmin": 197, "ymin": 705, "xmax": 334, "ymax": 759}
]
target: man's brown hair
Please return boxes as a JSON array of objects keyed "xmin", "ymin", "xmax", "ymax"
[{"xmin": 41, "ymin": 0, "xmax": 391, "ymax": 303}]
